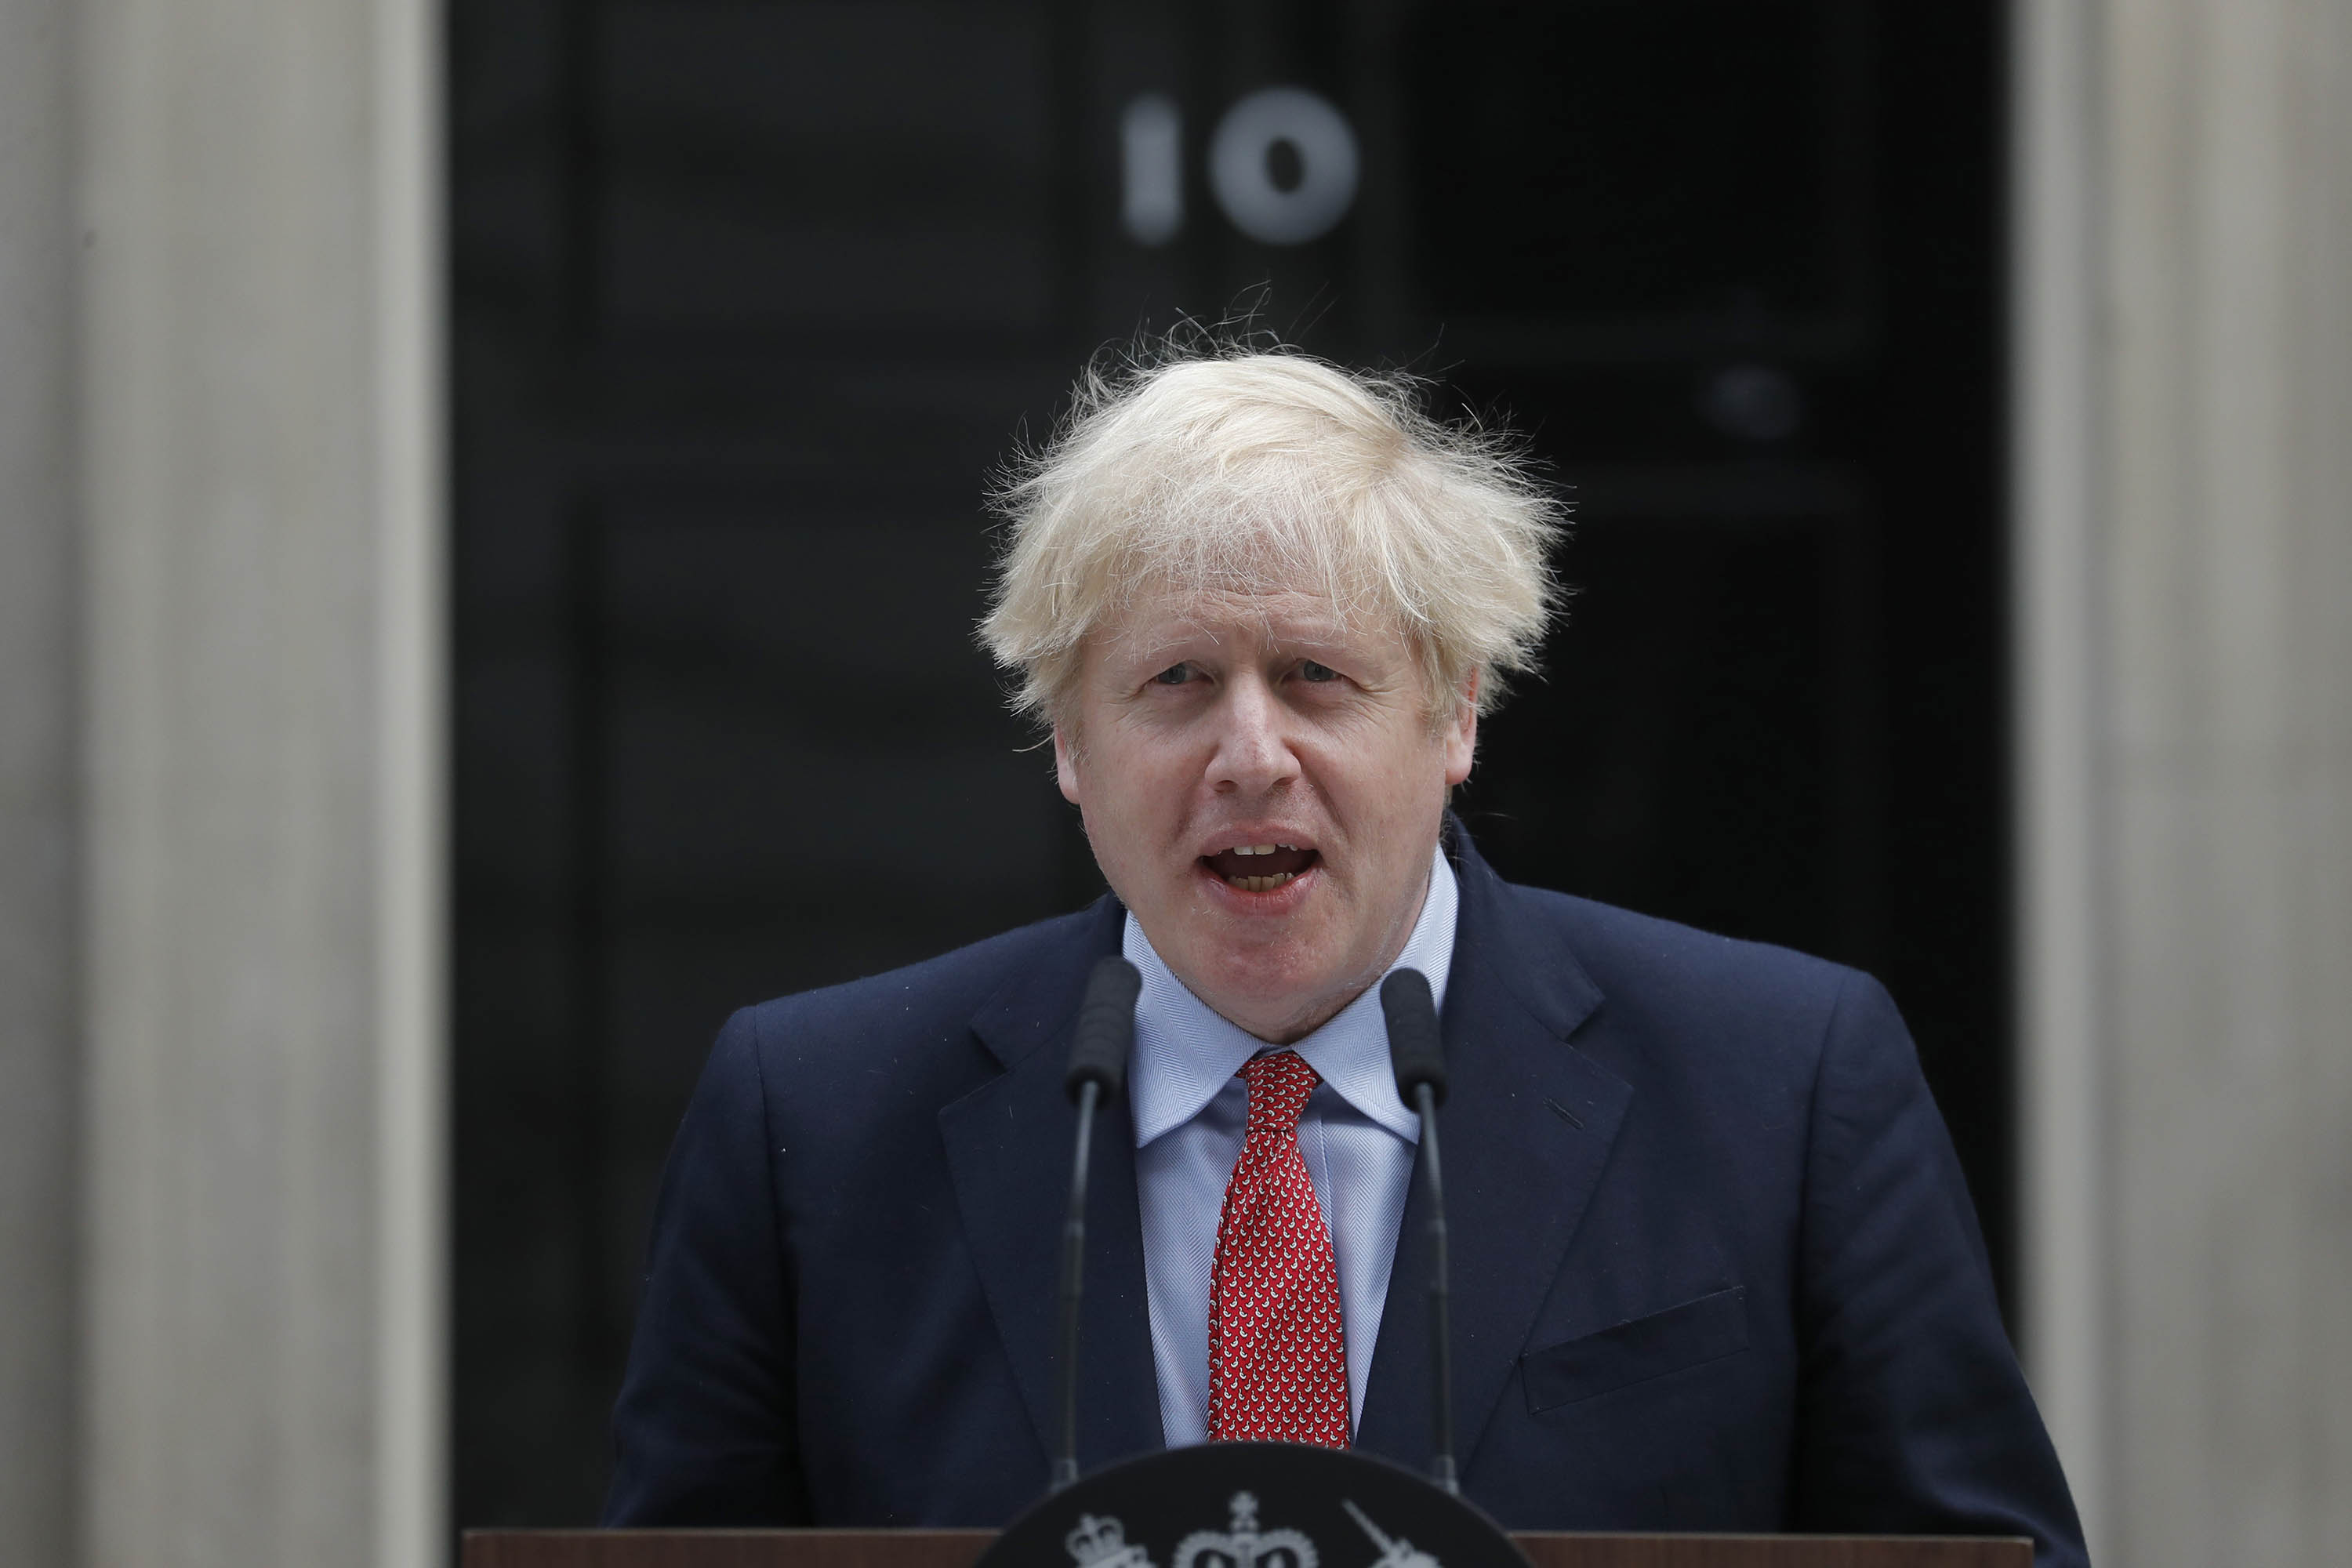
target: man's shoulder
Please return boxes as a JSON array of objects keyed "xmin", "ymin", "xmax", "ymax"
[
  {"xmin": 1479, "ymin": 873, "xmax": 1882, "ymax": 1070},
  {"xmin": 1500, "ymin": 878, "xmax": 1855, "ymax": 1002},
  {"xmin": 1474, "ymin": 874, "xmax": 1924, "ymax": 1185}
]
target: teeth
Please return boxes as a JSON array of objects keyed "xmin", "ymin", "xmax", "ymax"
[
  {"xmin": 1226, "ymin": 871, "xmax": 1298, "ymax": 892},
  {"xmin": 1225, "ymin": 843, "xmax": 1287, "ymax": 856},
  {"xmin": 1250, "ymin": 843, "xmax": 1276, "ymax": 855}
]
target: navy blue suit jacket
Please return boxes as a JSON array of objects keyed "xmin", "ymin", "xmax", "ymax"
[{"xmin": 604, "ymin": 829, "xmax": 2085, "ymax": 1565}]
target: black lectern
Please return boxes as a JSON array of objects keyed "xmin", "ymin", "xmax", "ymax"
[{"xmin": 464, "ymin": 1530, "xmax": 2028, "ymax": 1568}]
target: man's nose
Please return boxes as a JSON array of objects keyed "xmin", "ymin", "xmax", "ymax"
[{"xmin": 1208, "ymin": 673, "xmax": 1298, "ymax": 796}]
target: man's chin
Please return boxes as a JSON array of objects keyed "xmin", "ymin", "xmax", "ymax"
[{"xmin": 1166, "ymin": 932, "xmax": 1360, "ymax": 1040}]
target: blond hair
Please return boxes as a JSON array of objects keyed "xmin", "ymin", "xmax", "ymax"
[{"xmin": 979, "ymin": 344, "xmax": 1565, "ymax": 725}]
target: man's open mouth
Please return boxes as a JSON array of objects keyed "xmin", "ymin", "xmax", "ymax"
[{"xmin": 1200, "ymin": 843, "xmax": 1320, "ymax": 893}]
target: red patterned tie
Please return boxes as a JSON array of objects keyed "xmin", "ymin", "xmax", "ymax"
[{"xmin": 1207, "ymin": 1051, "xmax": 1350, "ymax": 1446}]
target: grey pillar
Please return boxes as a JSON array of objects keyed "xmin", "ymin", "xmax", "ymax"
[
  {"xmin": 0, "ymin": 1, "xmax": 83, "ymax": 1563},
  {"xmin": 2016, "ymin": 1, "xmax": 2352, "ymax": 1563},
  {"xmin": 74, "ymin": 0, "xmax": 445, "ymax": 1564}
]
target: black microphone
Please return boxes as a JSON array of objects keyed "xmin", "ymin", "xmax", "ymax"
[
  {"xmin": 1052, "ymin": 955, "xmax": 1142, "ymax": 1493},
  {"xmin": 1379, "ymin": 967, "xmax": 1457, "ymax": 1496}
]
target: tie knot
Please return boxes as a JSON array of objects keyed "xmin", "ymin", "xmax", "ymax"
[{"xmin": 1237, "ymin": 1051, "xmax": 1321, "ymax": 1133}]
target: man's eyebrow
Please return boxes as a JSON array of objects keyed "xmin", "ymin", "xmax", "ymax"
[
  {"xmin": 1266, "ymin": 626, "xmax": 1362, "ymax": 652},
  {"xmin": 1114, "ymin": 622, "xmax": 1225, "ymax": 656}
]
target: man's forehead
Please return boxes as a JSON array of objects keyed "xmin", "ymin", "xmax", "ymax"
[{"xmin": 1103, "ymin": 584, "xmax": 1401, "ymax": 652}]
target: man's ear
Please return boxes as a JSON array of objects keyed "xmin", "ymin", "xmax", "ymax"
[
  {"xmin": 1442, "ymin": 672, "xmax": 1479, "ymax": 787},
  {"xmin": 1054, "ymin": 724, "xmax": 1082, "ymax": 804}
]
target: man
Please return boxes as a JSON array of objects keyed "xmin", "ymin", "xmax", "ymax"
[{"xmin": 604, "ymin": 350, "xmax": 2086, "ymax": 1565}]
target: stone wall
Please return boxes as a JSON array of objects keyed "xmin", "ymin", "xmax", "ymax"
[
  {"xmin": 2017, "ymin": 2, "xmax": 2352, "ymax": 1562},
  {"xmin": 67, "ymin": 0, "xmax": 441, "ymax": 1563},
  {"xmin": 0, "ymin": 2, "xmax": 82, "ymax": 1563}
]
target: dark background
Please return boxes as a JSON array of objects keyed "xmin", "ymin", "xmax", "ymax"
[{"xmin": 451, "ymin": 0, "xmax": 2008, "ymax": 1526}]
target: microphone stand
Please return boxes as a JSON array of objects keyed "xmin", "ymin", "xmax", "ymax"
[
  {"xmin": 1412, "ymin": 1076, "xmax": 1456, "ymax": 1497},
  {"xmin": 1380, "ymin": 967, "xmax": 1458, "ymax": 1496},
  {"xmin": 1052, "ymin": 955, "xmax": 1142, "ymax": 1494},
  {"xmin": 1054, "ymin": 1075, "xmax": 1101, "ymax": 1494}
]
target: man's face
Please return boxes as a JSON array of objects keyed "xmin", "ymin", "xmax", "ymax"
[{"xmin": 1055, "ymin": 586, "xmax": 1475, "ymax": 1044}]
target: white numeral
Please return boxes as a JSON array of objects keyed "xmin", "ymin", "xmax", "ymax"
[
  {"xmin": 1120, "ymin": 93, "xmax": 1185, "ymax": 247},
  {"xmin": 1120, "ymin": 87, "xmax": 1361, "ymax": 249}
]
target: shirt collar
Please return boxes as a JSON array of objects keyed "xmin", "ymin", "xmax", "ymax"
[{"xmin": 1125, "ymin": 845, "xmax": 1459, "ymax": 1148}]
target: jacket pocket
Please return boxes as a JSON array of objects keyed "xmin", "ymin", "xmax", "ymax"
[{"xmin": 1520, "ymin": 1285, "xmax": 1750, "ymax": 1412}]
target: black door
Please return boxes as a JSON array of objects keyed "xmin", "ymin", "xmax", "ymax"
[{"xmin": 452, "ymin": 0, "xmax": 2008, "ymax": 1525}]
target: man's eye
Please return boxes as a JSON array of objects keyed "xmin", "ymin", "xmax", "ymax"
[
  {"xmin": 1153, "ymin": 662, "xmax": 1192, "ymax": 686},
  {"xmin": 1299, "ymin": 660, "xmax": 1338, "ymax": 683}
]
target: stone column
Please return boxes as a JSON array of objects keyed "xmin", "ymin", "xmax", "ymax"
[
  {"xmin": 74, "ymin": 0, "xmax": 445, "ymax": 1564},
  {"xmin": 2016, "ymin": 2, "xmax": 2352, "ymax": 1563},
  {"xmin": 0, "ymin": 2, "xmax": 82, "ymax": 1563}
]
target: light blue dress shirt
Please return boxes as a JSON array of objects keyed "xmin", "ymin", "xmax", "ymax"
[{"xmin": 1124, "ymin": 847, "xmax": 1458, "ymax": 1446}]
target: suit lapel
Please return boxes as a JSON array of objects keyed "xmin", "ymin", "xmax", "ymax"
[
  {"xmin": 937, "ymin": 897, "xmax": 1165, "ymax": 1475},
  {"xmin": 1356, "ymin": 826, "xmax": 1632, "ymax": 1476}
]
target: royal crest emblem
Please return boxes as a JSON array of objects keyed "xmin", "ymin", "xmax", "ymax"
[
  {"xmin": 1171, "ymin": 1491, "xmax": 1319, "ymax": 1568},
  {"xmin": 1065, "ymin": 1512, "xmax": 1157, "ymax": 1568},
  {"xmin": 1053, "ymin": 1477, "xmax": 1450, "ymax": 1568}
]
